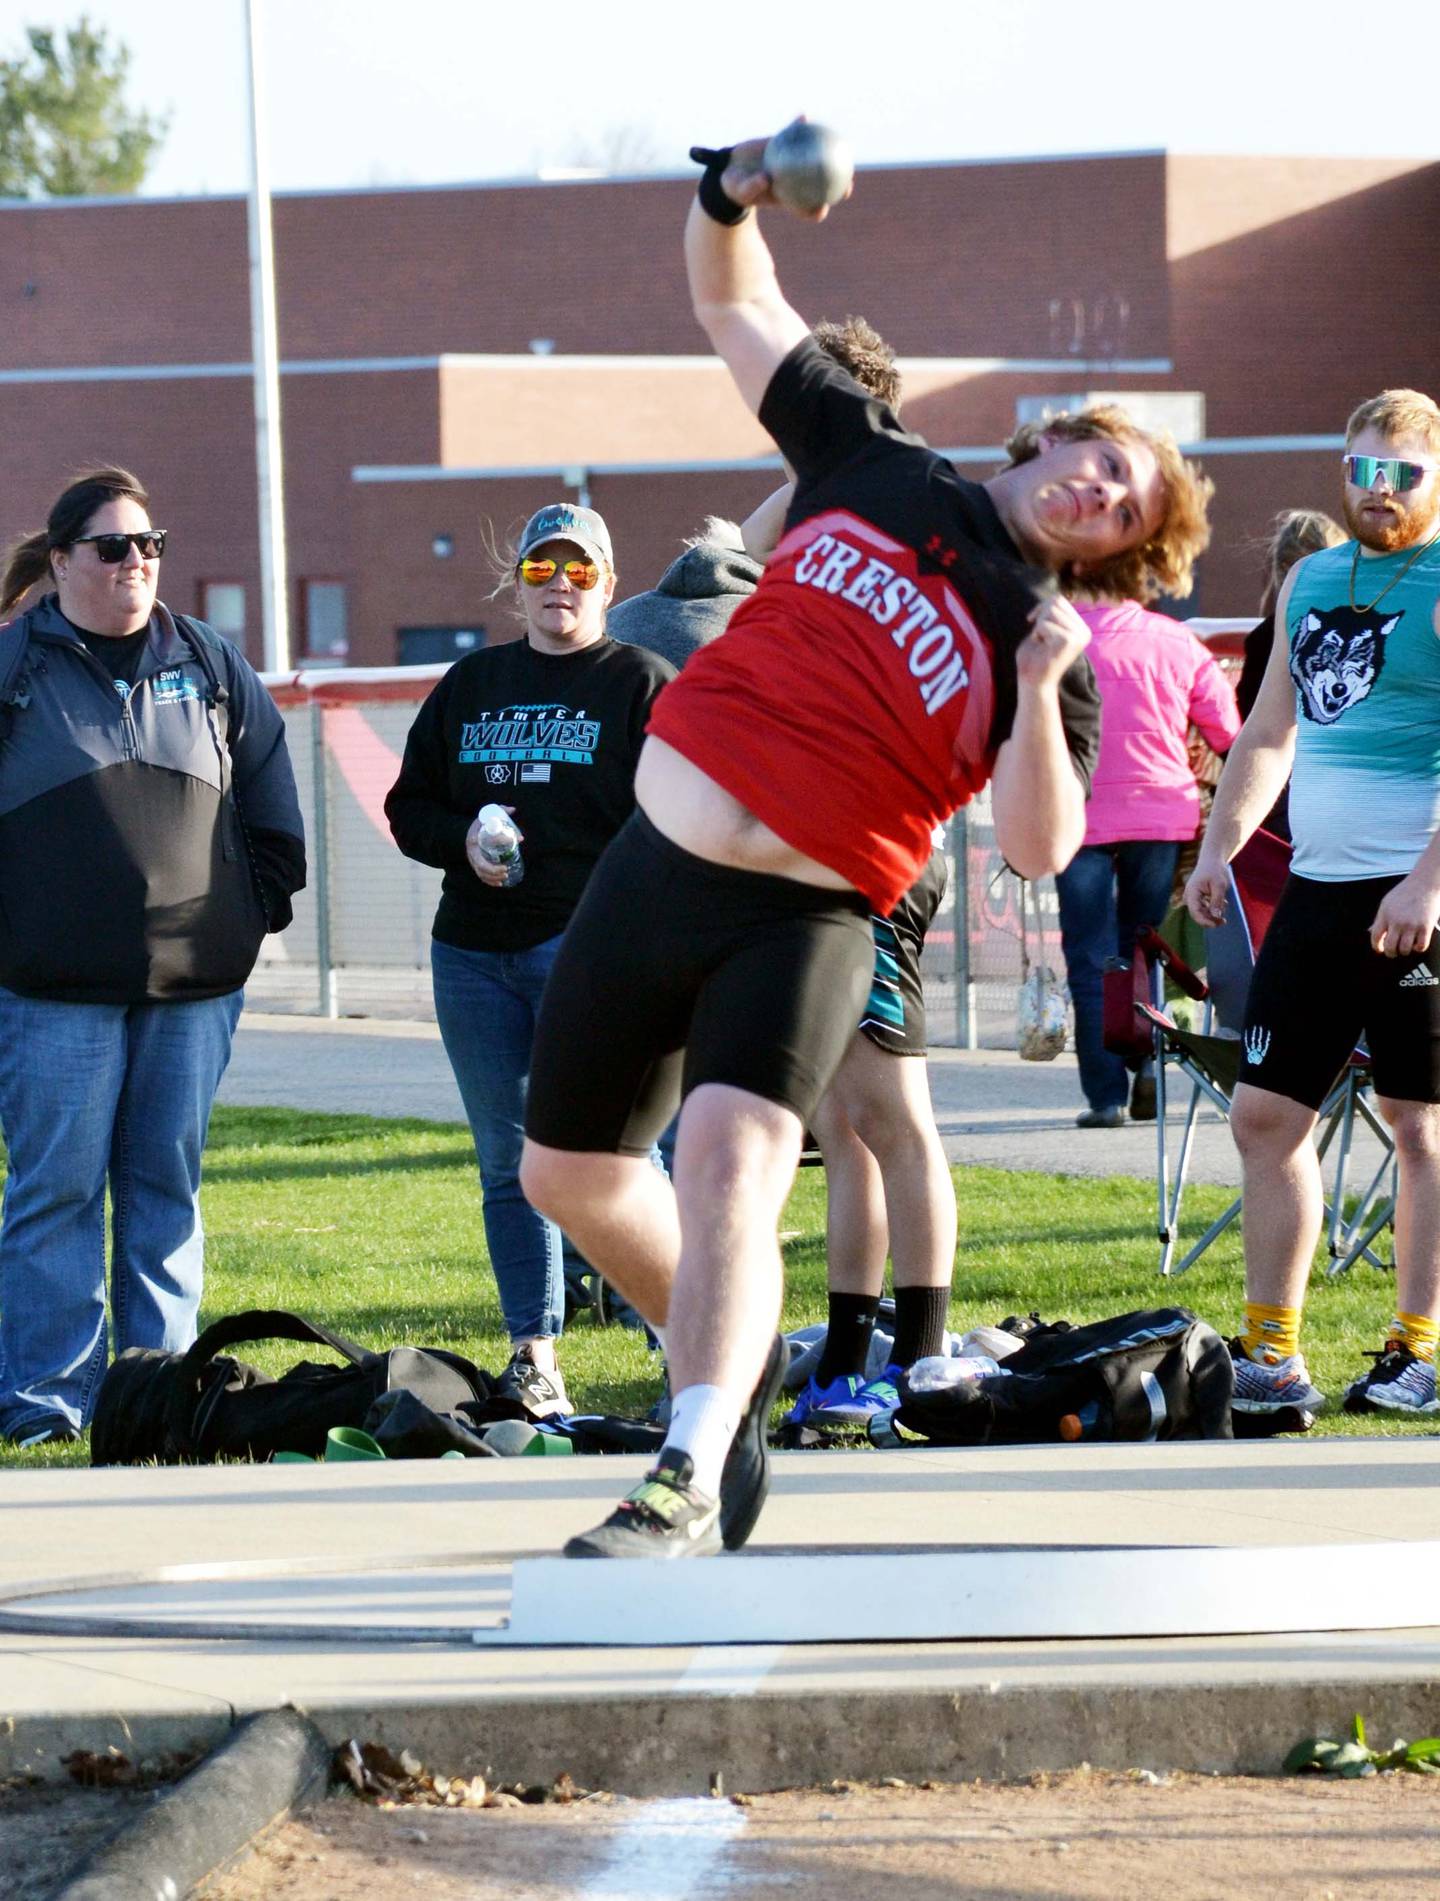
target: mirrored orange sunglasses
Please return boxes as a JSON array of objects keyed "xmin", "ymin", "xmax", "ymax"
[{"xmin": 518, "ymin": 556, "xmax": 601, "ymax": 590}]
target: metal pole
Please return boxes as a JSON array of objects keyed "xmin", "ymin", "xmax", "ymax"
[
  {"xmin": 951, "ymin": 811, "xmax": 977, "ymax": 1049},
  {"xmin": 310, "ymin": 701, "xmax": 337, "ymax": 1019},
  {"xmin": 243, "ymin": 0, "xmax": 290, "ymax": 671}
]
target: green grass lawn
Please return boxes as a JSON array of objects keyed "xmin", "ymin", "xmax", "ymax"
[{"xmin": 0, "ymin": 1104, "xmax": 1419, "ymax": 1470}]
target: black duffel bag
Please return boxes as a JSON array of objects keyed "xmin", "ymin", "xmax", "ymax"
[
  {"xmin": 90, "ymin": 1308, "xmax": 494, "ymax": 1465},
  {"xmin": 887, "ymin": 1307, "xmax": 1235, "ymax": 1447}
]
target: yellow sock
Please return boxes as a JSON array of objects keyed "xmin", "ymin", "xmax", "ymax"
[
  {"xmin": 1392, "ymin": 1312, "xmax": 1439, "ymax": 1364},
  {"xmin": 1242, "ymin": 1302, "xmax": 1302, "ymax": 1362}
]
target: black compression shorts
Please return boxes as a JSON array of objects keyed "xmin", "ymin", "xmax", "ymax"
[
  {"xmin": 859, "ymin": 846, "xmax": 948, "ymax": 1057},
  {"xmin": 525, "ymin": 810, "xmax": 873, "ymax": 1156},
  {"xmin": 1239, "ymin": 871, "xmax": 1440, "ymax": 1109}
]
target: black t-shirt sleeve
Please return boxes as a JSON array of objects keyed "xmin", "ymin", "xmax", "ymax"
[
  {"xmin": 630, "ymin": 650, "xmax": 676, "ymax": 748},
  {"xmin": 1058, "ymin": 652, "xmax": 1102, "ymax": 796},
  {"xmin": 757, "ymin": 336, "xmax": 916, "ymax": 490},
  {"xmin": 384, "ymin": 671, "xmax": 472, "ymax": 871}
]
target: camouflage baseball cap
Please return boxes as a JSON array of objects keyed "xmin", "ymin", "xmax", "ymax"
[{"xmin": 517, "ymin": 503, "xmax": 613, "ymax": 570}]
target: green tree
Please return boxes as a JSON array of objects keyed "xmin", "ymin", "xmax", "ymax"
[{"xmin": 0, "ymin": 17, "xmax": 168, "ymax": 198}]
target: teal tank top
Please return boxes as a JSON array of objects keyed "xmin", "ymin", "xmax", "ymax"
[{"xmin": 1286, "ymin": 536, "xmax": 1440, "ymax": 879}]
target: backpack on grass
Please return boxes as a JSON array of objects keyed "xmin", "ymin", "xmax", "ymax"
[
  {"xmin": 882, "ymin": 1307, "xmax": 1234, "ymax": 1447},
  {"xmin": 90, "ymin": 1309, "xmax": 497, "ymax": 1465}
]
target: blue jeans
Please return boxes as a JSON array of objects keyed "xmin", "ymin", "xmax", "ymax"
[
  {"xmin": 1055, "ymin": 842, "xmax": 1179, "ymax": 1113},
  {"xmin": 0, "ymin": 986, "xmax": 243, "ymax": 1438},
  {"xmin": 432, "ymin": 936, "xmax": 571, "ymax": 1344}
]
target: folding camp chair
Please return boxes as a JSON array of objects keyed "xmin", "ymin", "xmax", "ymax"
[{"xmin": 1123, "ymin": 829, "xmax": 1395, "ymax": 1276}]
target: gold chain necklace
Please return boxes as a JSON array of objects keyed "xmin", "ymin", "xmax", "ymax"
[{"xmin": 1349, "ymin": 530, "xmax": 1440, "ymax": 613}]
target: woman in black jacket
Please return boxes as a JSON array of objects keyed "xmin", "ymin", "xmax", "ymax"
[{"xmin": 0, "ymin": 466, "xmax": 305, "ymax": 1448}]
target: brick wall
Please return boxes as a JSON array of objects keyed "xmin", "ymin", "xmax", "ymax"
[
  {"xmin": 1168, "ymin": 157, "xmax": 1440, "ymax": 436},
  {"xmin": 0, "ymin": 367, "xmax": 441, "ymax": 656},
  {"xmin": 6, "ymin": 151, "xmax": 1439, "ymax": 657},
  {"xmin": 0, "ymin": 153, "xmax": 1169, "ymax": 365}
]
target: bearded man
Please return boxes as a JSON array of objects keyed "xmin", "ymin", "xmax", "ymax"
[{"xmin": 1187, "ymin": 389, "xmax": 1440, "ymax": 1419}]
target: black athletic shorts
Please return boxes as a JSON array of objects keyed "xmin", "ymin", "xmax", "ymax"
[
  {"xmin": 1240, "ymin": 872, "xmax": 1440, "ymax": 1109},
  {"xmin": 859, "ymin": 846, "xmax": 948, "ymax": 1057},
  {"xmin": 525, "ymin": 811, "xmax": 873, "ymax": 1156}
]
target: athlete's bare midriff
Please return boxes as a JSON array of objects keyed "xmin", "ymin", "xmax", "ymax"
[{"xmin": 634, "ymin": 736, "xmax": 855, "ymax": 891}]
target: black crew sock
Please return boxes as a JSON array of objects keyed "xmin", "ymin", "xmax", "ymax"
[
  {"xmin": 815, "ymin": 1293, "xmax": 880, "ymax": 1386},
  {"xmin": 890, "ymin": 1285, "xmax": 951, "ymax": 1369}
]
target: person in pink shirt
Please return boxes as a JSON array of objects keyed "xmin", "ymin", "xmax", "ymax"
[{"xmin": 1057, "ymin": 599, "xmax": 1241, "ymax": 1126}]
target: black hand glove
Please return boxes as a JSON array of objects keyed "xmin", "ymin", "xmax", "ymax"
[{"xmin": 689, "ymin": 144, "xmax": 748, "ymax": 227}]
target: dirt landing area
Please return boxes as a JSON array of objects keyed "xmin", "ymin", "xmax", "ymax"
[
  {"xmin": 205, "ymin": 1771, "xmax": 1440, "ymax": 1900},
  {"xmin": 3, "ymin": 1782, "xmax": 158, "ymax": 1900}
]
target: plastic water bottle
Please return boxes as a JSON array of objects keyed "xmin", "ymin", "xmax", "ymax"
[
  {"xmin": 475, "ymin": 803, "xmax": 523, "ymax": 885},
  {"xmin": 906, "ymin": 1353, "xmax": 1004, "ymax": 1394}
]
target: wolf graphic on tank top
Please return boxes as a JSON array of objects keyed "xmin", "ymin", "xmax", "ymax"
[{"xmin": 1285, "ymin": 541, "xmax": 1440, "ymax": 880}]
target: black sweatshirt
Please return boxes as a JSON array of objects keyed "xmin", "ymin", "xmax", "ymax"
[{"xmin": 385, "ymin": 634, "xmax": 675, "ymax": 952}]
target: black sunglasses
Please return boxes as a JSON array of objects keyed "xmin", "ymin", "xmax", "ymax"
[{"xmin": 70, "ymin": 529, "xmax": 168, "ymax": 562}]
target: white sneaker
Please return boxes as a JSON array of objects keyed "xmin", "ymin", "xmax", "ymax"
[
  {"xmin": 1228, "ymin": 1340, "xmax": 1324, "ymax": 1414},
  {"xmin": 1343, "ymin": 1343, "xmax": 1439, "ymax": 1416}
]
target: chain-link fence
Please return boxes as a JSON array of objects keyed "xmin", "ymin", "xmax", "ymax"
[{"xmin": 254, "ymin": 625, "xmax": 1245, "ymax": 1044}]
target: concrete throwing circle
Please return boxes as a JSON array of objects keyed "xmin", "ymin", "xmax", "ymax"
[{"xmin": 1, "ymin": 1540, "xmax": 1437, "ymax": 1648}]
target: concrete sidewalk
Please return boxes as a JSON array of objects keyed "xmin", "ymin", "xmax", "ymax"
[
  {"xmin": 1, "ymin": 1011, "xmax": 1413, "ymax": 1803},
  {"xmin": 220, "ymin": 1012, "xmax": 1396, "ymax": 1192},
  {"xmin": 4, "ymin": 1441, "xmax": 1440, "ymax": 1792}
]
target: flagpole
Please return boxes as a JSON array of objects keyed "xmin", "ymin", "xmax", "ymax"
[{"xmin": 243, "ymin": 0, "xmax": 290, "ymax": 671}]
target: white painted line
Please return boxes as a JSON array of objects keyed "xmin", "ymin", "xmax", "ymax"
[
  {"xmin": 573, "ymin": 1797, "xmax": 746, "ymax": 1900},
  {"xmin": 481, "ymin": 1540, "xmax": 1440, "ymax": 1649},
  {"xmin": 678, "ymin": 1644, "xmax": 786, "ymax": 1696},
  {"xmin": 0, "ymin": 357, "xmax": 447, "ymax": 384}
]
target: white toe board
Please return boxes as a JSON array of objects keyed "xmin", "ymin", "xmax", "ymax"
[{"xmin": 486, "ymin": 1542, "xmax": 1440, "ymax": 1648}]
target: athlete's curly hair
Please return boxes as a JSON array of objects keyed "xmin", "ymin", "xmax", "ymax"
[
  {"xmin": 812, "ymin": 315, "xmax": 902, "ymax": 410},
  {"xmin": 1003, "ymin": 406, "xmax": 1213, "ymax": 602}
]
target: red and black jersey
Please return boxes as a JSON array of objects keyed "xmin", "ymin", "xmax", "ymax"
[{"xmin": 647, "ymin": 338, "xmax": 1100, "ymax": 911}]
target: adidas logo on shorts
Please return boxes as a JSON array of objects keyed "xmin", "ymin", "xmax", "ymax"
[{"xmin": 1398, "ymin": 967, "xmax": 1440, "ymax": 989}]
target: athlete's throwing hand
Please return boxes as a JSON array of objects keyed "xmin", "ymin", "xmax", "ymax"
[
  {"xmin": 715, "ymin": 135, "xmax": 849, "ymax": 223},
  {"xmin": 1017, "ymin": 594, "xmax": 1092, "ymax": 692}
]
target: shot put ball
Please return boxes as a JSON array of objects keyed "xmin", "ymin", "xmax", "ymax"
[{"xmin": 762, "ymin": 119, "xmax": 853, "ymax": 215}]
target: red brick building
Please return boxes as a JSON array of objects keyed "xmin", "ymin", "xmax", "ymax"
[{"xmin": 3, "ymin": 151, "xmax": 1438, "ymax": 662}]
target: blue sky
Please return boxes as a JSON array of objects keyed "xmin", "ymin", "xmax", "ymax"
[{"xmin": 2, "ymin": 0, "xmax": 1436, "ymax": 199}]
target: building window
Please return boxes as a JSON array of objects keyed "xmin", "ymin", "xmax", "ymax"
[
  {"xmin": 201, "ymin": 582, "xmax": 246, "ymax": 650},
  {"xmin": 396, "ymin": 626, "xmax": 486, "ymax": 666},
  {"xmin": 302, "ymin": 580, "xmax": 349, "ymax": 659}
]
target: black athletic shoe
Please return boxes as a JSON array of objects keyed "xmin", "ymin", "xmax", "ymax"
[
  {"xmin": 495, "ymin": 1346, "xmax": 571, "ymax": 1421},
  {"xmin": 564, "ymin": 1452, "xmax": 722, "ymax": 1559},
  {"xmin": 718, "ymin": 1332, "xmax": 786, "ymax": 1551}
]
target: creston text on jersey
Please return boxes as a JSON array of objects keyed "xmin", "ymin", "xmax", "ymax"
[{"xmin": 789, "ymin": 515, "xmax": 973, "ymax": 716}]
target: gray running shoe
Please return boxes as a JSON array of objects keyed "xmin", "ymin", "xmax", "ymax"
[
  {"xmin": 719, "ymin": 1332, "xmax": 786, "ymax": 1550},
  {"xmin": 1343, "ymin": 1342, "xmax": 1439, "ymax": 1416},
  {"xmin": 564, "ymin": 1452, "xmax": 721, "ymax": 1559},
  {"xmin": 1228, "ymin": 1338, "xmax": 1324, "ymax": 1414}
]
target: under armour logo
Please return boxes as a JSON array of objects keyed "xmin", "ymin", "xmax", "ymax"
[{"xmin": 1243, "ymin": 1027, "xmax": 1271, "ymax": 1066}]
